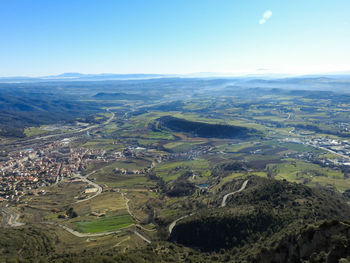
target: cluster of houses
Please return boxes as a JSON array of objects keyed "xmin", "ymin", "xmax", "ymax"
[
  {"xmin": 282, "ymin": 135, "xmax": 350, "ymax": 167},
  {"xmin": 113, "ymin": 167, "xmax": 149, "ymax": 175},
  {"xmin": 115, "ymin": 146, "xmax": 147, "ymax": 160},
  {"xmin": 0, "ymin": 141, "xmax": 115, "ymax": 202}
]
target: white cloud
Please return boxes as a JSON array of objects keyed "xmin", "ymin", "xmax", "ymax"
[
  {"xmin": 263, "ymin": 10, "xmax": 272, "ymax": 19},
  {"xmin": 259, "ymin": 10, "xmax": 272, "ymax": 24}
]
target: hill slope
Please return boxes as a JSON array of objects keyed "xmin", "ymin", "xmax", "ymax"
[
  {"xmin": 1, "ymin": 177, "xmax": 350, "ymax": 262},
  {"xmin": 0, "ymin": 92, "xmax": 99, "ymax": 137},
  {"xmin": 170, "ymin": 176, "xmax": 350, "ymax": 253},
  {"xmin": 156, "ymin": 115, "xmax": 257, "ymax": 139}
]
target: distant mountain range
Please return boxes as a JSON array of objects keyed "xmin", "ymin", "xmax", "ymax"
[
  {"xmin": 0, "ymin": 72, "xmax": 350, "ymax": 85},
  {"xmin": 0, "ymin": 73, "xmax": 170, "ymax": 83}
]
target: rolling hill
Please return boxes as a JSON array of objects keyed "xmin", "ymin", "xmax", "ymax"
[{"xmin": 155, "ymin": 115, "xmax": 258, "ymax": 139}]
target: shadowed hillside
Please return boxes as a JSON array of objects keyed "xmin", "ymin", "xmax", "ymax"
[
  {"xmin": 155, "ymin": 115, "xmax": 257, "ymax": 139},
  {"xmin": 0, "ymin": 92, "xmax": 100, "ymax": 137}
]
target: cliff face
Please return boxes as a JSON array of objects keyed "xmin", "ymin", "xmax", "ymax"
[{"xmin": 255, "ymin": 220, "xmax": 350, "ymax": 263}]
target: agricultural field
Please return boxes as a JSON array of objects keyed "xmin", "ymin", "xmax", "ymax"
[
  {"xmin": 24, "ymin": 126, "xmax": 49, "ymax": 137},
  {"xmin": 74, "ymin": 215, "xmax": 133, "ymax": 233},
  {"xmin": 154, "ymin": 159, "xmax": 210, "ymax": 182}
]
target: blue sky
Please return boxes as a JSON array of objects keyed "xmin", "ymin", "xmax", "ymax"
[{"xmin": 1, "ymin": 0, "xmax": 349, "ymax": 76}]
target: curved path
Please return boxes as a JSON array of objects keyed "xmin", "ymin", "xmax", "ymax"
[
  {"xmin": 121, "ymin": 192, "xmax": 133, "ymax": 218},
  {"xmin": 51, "ymin": 171, "xmax": 151, "ymax": 243},
  {"xmin": 133, "ymin": 230, "xmax": 151, "ymax": 244},
  {"xmin": 136, "ymin": 224, "xmax": 157, "ymax": 232},
  {"xmin": 74, "ymin": 171, "xmax": 102, "ymax": 204},
  {"xmin": 221, "ymin": 180, "xmax": 249, "ymax": 207},
  {"xmin": 121, "ymin": 192, "xmax": 154, "ymax": 241},
  {"xmin": 46, "ymin": 222, "xmax": 125, "ymax": 237},
  {"xmin": 56, "ymin": 186, "xmax": 151, "ymax": 243},
  {"xmin": 168, "ymin": 214, "xmax": 192, "ymax": 234},
  {"xmin": 168, "ymin": 179, "xmax": 249, "ymax": 235}
]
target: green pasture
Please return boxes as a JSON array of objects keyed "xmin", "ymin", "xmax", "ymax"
[
  {"xmin": 24, "ymin": 126, "xmax": 49, "ymax": 137},
  {"xmin": 154, "ymin": 159, "xmax": 209, "ymax": 182},
  {"xmin": 75, "ymin": 214, "xmax": 133, "ymax": 233}
]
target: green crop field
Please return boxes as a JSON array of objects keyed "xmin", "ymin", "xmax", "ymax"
[
  {"xmin": 82, "ymin": 139, "xmax": 124, "ymax": 150},
  {"xmin": 279, "ymin": 142, "xmax": 318, "ymax": 153},
  {"xmin": 154, "ymin": 159, "xmax": 210, "ymax": 182},
  {"xmin": 92, "ymin": 159, "xmax": 151, "ymax": 177},
  {"xmin": 144, "ymin": 131, "xmax": 174, "ymax": 140},
  {"xmin": 75, "ymin": 215, "xmax": 133, "ymax": 233},
  {"xmin": 266, "ymin": 159, "xmax": 346, "ymax": 191},
  {"xmin": 24, "ymin": 126, "xmax": 49, "ymax": 137},
  {"xmin": 163, "ymin": 141, "xmax": 206, "ymax": 152},
  {"xmin": 216, "ymin": 141, "xmax": 256, "ymax": 153}
]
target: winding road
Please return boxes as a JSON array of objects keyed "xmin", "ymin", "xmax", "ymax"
[
  {"xmin": 168, "ymin": 179, "xmax": 249, "ymax": 235},
  {"xmin": 221, "ymin": 180, "xmax": 249, "ymax": 207},
  {"xmin": 58, "ymin": 178, "xmax": 151, "ymax": 243},
  {"xmin": 45, "ymin": 222, "xmax": 126, "ymax": 237},
  {"xmin": 168, "ymin": 214, "xmax": 192, "ymax": 234},
  {"xmin": 133, "ymin": 230, "xmax": 151, "ymax": 244},
  {"xmin": 44, "ymin": 189, "xmax": 151, "ymax": 243},
  {"xmin": 74, "ymin": 171, "xmax": 102, "ymax": 204}
]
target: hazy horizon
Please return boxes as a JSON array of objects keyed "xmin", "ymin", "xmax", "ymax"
[{"xmin": 2, "ymin": 69, "xmax": 350, "ymax": 80}]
